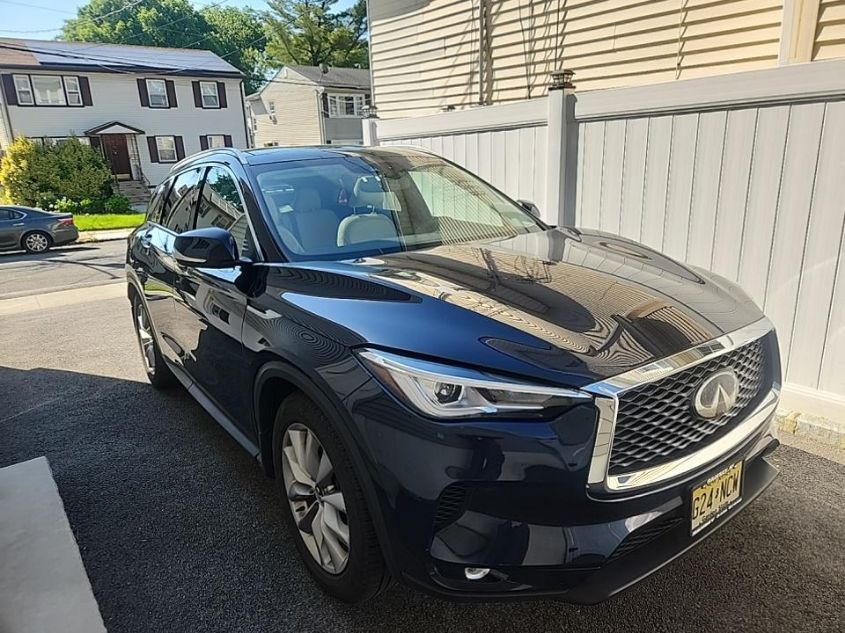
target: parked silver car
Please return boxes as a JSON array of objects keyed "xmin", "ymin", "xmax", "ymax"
[{"xmin": 0, "ymin": 206, "xmax": 79, "ymax": 253}]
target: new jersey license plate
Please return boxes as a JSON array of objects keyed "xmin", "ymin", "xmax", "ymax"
[{"xmin": 690, "ymin": 461, "xmax": 743, "ymax": 535}]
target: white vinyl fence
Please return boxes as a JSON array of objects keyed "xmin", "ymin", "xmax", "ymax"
[{"xmin": 364, "ymin": 59, "xmax": 845, "ymax": 421}]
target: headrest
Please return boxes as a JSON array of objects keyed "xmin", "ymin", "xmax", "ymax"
[
  {"xmin": 295, "ymin": 188, "xmax": 321, "ymax": 212},
  {"xmin": 353, "ymin": 176, "xmax": 383, "ymax": 196}
]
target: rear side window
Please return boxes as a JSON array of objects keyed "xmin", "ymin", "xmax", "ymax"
[
  {"xmin": 145, "ymin": 181, "xmax": 170, "ymax": 225},
  {"xmin": 196, "ymin": 166, "xmax": 255, "ymax": 259},
  {"xmin": 161, "ymin": 168, "xmax": 204, "ymax": 233},
  {"xmin": 0, "ymin": 208, "xmax": 24, "ymax": 220}
]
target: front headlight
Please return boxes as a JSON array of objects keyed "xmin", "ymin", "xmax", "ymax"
[{"xmin": 357, "ymin": 348, "xmax": 591, "ymax": 419}]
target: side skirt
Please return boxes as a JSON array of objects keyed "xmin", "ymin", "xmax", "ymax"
[{"xmin": 167, "ymin": 360, "xmax": 261, "ymax": 458}]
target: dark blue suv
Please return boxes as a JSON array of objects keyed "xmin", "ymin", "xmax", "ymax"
[{"xmin": 126, "ymin": 146, "xmax": 781, "ymax": 603}]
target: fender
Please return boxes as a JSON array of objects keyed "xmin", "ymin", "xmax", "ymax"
[{"xmin": 253, "ymin": 359, "xmax": 399, "ymax": 578}]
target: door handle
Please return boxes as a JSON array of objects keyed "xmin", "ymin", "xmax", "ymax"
[{"xmin": 12, "ymin": 223, "xmax": 24, "ymax": 227}]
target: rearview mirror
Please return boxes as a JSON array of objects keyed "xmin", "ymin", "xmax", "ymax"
[
  {"xmin": 174, "ymin": 227, "xmax": 239, "ymax": 268},
  {"xmin": 518, "ymin": 199, "xmax": 541, "ymax": 219}
]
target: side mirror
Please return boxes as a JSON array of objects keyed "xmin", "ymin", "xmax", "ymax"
[
  {"xmin": 174, "ymin": 227, "xmax": 239, "ymax": 268},
  {"xmin": 518, "ymin": 199, "xmax": 541, "ymax": 219}
]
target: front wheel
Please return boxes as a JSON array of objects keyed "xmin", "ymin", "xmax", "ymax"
[
  {"xmin": 273, "ymin": 393, "xmax": 391, "ymax": 603},
  {"xmin": 23, "ymin": 231, "xmax": 51, "ymax": 254}
]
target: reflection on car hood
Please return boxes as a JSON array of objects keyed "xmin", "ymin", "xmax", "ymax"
[{"xmin": 270, "ymin": 228, "xmax": 764, "ymax": 386}]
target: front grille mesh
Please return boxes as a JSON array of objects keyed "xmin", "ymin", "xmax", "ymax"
[
  {"xmin": 433, "ymin": 483, "xmax": 468, "ymax": 531},
  {"xmin": 609, "ymin": 340, "xmax": 766, "ymax": 474}
]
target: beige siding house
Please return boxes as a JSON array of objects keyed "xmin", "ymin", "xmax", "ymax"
[
  {"xmin": 246, "ymin": 66, "xmax": 371, "ymax": 147},
  {"xmin": 0, "ymin": 39, "xmax": 249, "ymax": 192},
  {"xmin": 369, "ymin": 0, "xmax": 845, "ymax": 118}
]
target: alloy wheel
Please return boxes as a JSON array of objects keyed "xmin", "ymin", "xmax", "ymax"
[
  {"xmin": 134, "ymin": 301, "xmax": 156, "ymax": 373},
  {"xmin": 25, "ymin": 233, "xmax": 49, "ymax": 253},
  {"xmin": 281, "ymin": 423, "xmax": 350, "ymax": 574}
]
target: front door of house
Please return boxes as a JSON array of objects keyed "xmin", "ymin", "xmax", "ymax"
[{"xmin": 101, "ymin": 135, "xmax": 131, "ymax": 179}]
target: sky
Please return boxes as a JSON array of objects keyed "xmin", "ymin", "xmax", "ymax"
[{"xmin": 0, "ymin": 0, "xmax": 357, "ymax": 39}]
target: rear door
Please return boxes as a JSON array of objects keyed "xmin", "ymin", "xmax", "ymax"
[
  {"xmin": 0, "ymin": 208, "xmax": 26, "ymax": 250},
  {"xmin": 171, "ymin": 165, "xmax": 256, "ymax": 428}
]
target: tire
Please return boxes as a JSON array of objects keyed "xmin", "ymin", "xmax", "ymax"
[
  {"xmin": 273, "ymin": 392, "xmax": 392, "ymax": 603},
  {"xmin": 131, "ymin": 294, "xmax": 176, "ymax": 389},
  {"xmin": 22, "ymin": 231, "xmax": 51, "ymax": 254}
]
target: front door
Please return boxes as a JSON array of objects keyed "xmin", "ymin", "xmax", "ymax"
[{"xmin": 101, "ymin": 134, "xmax": 131, "ymax": 179}]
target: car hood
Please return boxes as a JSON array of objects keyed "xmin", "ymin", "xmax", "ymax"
[{"xmin": 265, "ymin": 228, "xmax": 764, "ymax": 387}]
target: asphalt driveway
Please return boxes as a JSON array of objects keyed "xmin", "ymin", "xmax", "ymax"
[{"xmin": 0, "ymin": 243, "xmax": 843, "ymax": 633}]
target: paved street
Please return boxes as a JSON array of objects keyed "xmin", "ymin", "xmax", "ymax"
[
  {"xmin": 1, "ymin": 242, "xmax": 843, "ymax": 633},
  {"xmin": 0, "ymin": 240, "xmax": 126, "ymax": 300}
]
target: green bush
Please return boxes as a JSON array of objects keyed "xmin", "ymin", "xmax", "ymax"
[
  {"xmin": 0, "ymin": 137, "xmax": 113, "ymax": 209},
  {"xmin": 104, "ymin": 195, "xmax": 132, "ymax": 214}
]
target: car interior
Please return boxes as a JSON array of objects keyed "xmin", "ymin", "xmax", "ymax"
[{"xmin": 255, "ymin": 158, "xmax": 540, "ymax": 259}]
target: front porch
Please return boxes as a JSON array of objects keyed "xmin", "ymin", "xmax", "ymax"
[{"xmin": 84, "ymin": 121, "xmax": 150, "ymax": 205}]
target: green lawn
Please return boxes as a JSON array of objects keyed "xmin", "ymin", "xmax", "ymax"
[{"xmin": 73, "ymin": 213, "xmax": 145, "ymax": 231}]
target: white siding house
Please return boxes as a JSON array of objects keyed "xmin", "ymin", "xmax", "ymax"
[
  {"xmin": 0, "ymin": 39, "xmax": 249, "ymax": 192},
  {"xmin": 247, "ymin": 66, "xmax": 370, "ymax": 147}
]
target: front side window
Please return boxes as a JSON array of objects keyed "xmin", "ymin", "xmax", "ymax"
[
  {"xmin": 156, "ymin": 136, "xmax": 178, "ymax": 163},
  {"xmin": 64, "ymin": 76, "xmax": 82, "ymax": 106},
  {"xmin": 146, "ymin": 180, "xmax": 171, "ymax": 225},
  {"xmin": 161, "ymin": 168, "xmax": 203, "ymax": 233},
  {"xmin": 147, "ymin": 79, "xmax": 168, "ymax": 108},
  {"xmin": 200, "ymin": 81, "xmax": 219, "ymax": 108},
  {"xmin": 196, "ymin": 166, "xmax": 255, "ymax": 259},
  {"xmin": 31, "ymin": 75, "xmax": 66, "ymax": 106},
  {"xmin": 13, "ymin": 75, "xmax": 34, "ymax": 105},
  {"xmin": 255, "ymin": 149, "xmax": 543, "ymax": 261}
]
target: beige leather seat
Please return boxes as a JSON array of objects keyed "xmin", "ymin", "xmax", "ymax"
[
  {"xmin": 286, "ymin": 188, "xmax": 339, "ymax": 253},
  {"xmin": 337, "ymin": 213, "xmax": 398, "ymax": 246}
]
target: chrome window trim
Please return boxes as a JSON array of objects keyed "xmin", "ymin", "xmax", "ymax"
[{"xmin": 583, "ymin": 317, "xmax": 778, "ymax": 493}]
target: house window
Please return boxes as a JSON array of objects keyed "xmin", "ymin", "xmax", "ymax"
[
  {"xmin": 13, "ymin": 75, "xmax": 34, "ymax": 105},
  {"xmin": 63, "ymin": 76, "xmax": 82, "ymax": 106},
  {"xmin": 32, "ymin": 75, "xmax": 66, "ymax": 106},
  {"xmin": 156, "ymin": 136, "xmax": 178, "ymax": 162},
  {"xmin": 200, "ymin": 81, "xmax": 220, "ymax": 108},
  {"xmin": 147, "ymin": 79, "xmax": 169, "ymax": 108},
  {"xmin": 207, "ymin": 135, "xmax": 227, "ymax": 148},
  {"xmin": 327, "ymin": 94, "xmax": 365, "ymax": 118},
  {"xmin": 268, "ymin": 101, "xmax": 276, "ymax": 115}
]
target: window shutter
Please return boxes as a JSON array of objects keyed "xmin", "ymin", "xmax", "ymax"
[
  {"xmin": 192, "ymin": 81, "xmax": 202, "ymax": 108},
  {"xmin": 200, "ymin": 135, "xmax": 208, "ymax": 150},
  {"xmin": 321, "ymin": 92, "xmax": 329, "ymax": 115},
  {"xmin": 165, "ymin": 80, "xmax": 177, "ymax": 108},
  {"xmin": 79, "ymin": 77, "xmax": 93, "ymax": 106},
  {"xmin": 223, "ymin": 134, "xmax": 232, "ymax": 147},
  {"xmin": 175, "ymin": 136, "xmax": 185, "ymax": 160},
  {"xmin": 137, "ymin": 79, "xmax": 150, "ymax": 107},
  {"xmin": 147, "ymin": 136, "xmax": 159, "ymax": 163},
  {"xmin": 2, "ymin": 74, "xmax": 18, "ymax": 106},
  {"xmin": 217, "ymin": 82, "xmax": 227, "ymax": 108}
]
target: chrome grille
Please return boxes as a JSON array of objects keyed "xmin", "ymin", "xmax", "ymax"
[{"xmin": 609, "ymin": 339, "xmax": 766, "ymax": 474}]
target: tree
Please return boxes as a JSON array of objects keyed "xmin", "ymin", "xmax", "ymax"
[
  {"xmin": 0, "ymin": 138, "xmax": 113, "ymax": 208},
  {"xmin": 264, "ymin": 0, "xmax": 368, "ymax": 69},
  {"xmin": 60, "ymin": 0, "xmax": 268, "ymax": 92}
]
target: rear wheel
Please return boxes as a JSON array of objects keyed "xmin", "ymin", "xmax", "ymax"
[
  {"xmin": 23, "ymin": 231, "xmax": 51, "ymax": 254},
  {"xmin": 273, "ymin": 393, "xmax": 391, "ymax": 603},
  {"xmin": 131, "ymin": 294, "xmax": 175, "ymax": 389}
]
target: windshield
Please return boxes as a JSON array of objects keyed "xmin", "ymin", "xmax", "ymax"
[{"xmin": 253, "ymin": 149, "xmax": 545, "ymax": 261}]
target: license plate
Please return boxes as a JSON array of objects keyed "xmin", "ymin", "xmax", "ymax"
[{"xmin": 690, "ymin": 461, "xmax": 743, "ymax": 535}]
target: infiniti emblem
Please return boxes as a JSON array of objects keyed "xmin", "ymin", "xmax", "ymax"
[{"xmin": 693, "ymin": 369, "xmax": 739, "ymax": 418}]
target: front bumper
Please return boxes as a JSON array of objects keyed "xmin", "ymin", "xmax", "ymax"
[{"xmin": 342, "ymin": 348, "xmax": 780, "ymax": 603}]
